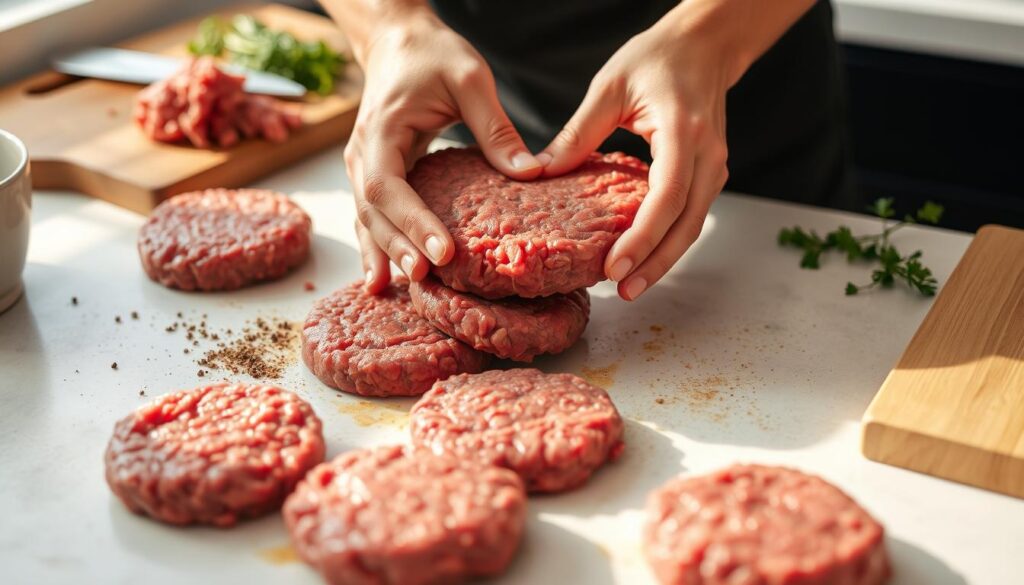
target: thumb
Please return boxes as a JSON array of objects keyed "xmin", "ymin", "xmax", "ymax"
[
  {"xmin": 454, "ymin": 74, "xmax": 542, "ymax": 180},
  {"xmin": 539, "ymin": 81, "xmax": 621, "ymax": 177}
]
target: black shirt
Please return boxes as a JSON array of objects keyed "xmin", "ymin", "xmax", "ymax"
[{"xmin": 432, "ymin": 0, "xmax": 854, "ymax": 207}]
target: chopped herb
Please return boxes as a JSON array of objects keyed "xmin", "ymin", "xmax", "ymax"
[
  {"xmin": 188, "ymin": 15, "xmax": 347, "ymax": 95},
  {"xmin": 779, "ymin": 198, "xmax": 944, "ymax": 297}
]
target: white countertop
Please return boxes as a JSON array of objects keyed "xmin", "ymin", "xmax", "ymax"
[
  {"xmin": 1, "ymin": 146, "xmax": 1022, "ymax": 584},
  {"xmin": 835, "ymin": 0, "xmax": 1024, "ymax": 66}
]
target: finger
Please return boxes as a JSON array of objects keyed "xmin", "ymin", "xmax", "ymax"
[
  {"xmin": 605, "ymin": 122, "xmax": 695, "ymax": 283},
  {"xmin": 355, "ymin": 218, "xmax": 391, "ymax": 294},
  {"xmin": 452, "ymin": 69, "xmax": 543, "ymax": 180},
  {"xmin": 358, "ymin": 201, "xmax": 431, "ymax": 282},
  {"xmin": 362, "ymin": 132, "xmax": 456, "ymax": 266},
  {"xmin": 345, "ymin": 142, "xmax": 390, "ymax": 292},
  {"xmin": 407, "ymin": 130, "xmax": 439, "ymax": 171},
  {"xmin": 539, "ymin": 78, "xmax": 622, "ymax": 176},
  {"xmin": 618, "ymin": 147, "xmax": 727, "ymax": 301},
  {"xmin": 349, "ymin": 137, "xmax": 433, "ymax": 282}
]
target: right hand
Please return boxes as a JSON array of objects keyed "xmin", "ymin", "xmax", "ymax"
[{"xmin": 344, "ymin": 10, "xmax": 543, "ymax": 293}]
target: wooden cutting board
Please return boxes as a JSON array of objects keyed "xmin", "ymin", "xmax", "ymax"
[
  {"xmin": 0, "ymin": 3, "xmax": 361, "ymax": 214},
  {"xmin": 862, "ymin": 225, "xmax": 1024, "ymax": 499}
]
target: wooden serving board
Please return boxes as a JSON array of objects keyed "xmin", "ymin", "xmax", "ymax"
[
  {"xmin": 863, "ymin": 225, "xmax": 1024, "ymax": 499},
  {"xmin": 0, "ymin": 3, "xmax": 361, "ymax": 213}
]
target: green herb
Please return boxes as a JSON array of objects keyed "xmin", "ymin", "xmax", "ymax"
[
  {"xmin": 778, "ymin": 198, "xmax": 944, "ymax": 296},
  {"xmin": 187, "ymin": 16, "xmax": 227, "ymax": 56},
  {"xmin": 188, "ymin": 15, "xmax": 346, "ymax": 95}
]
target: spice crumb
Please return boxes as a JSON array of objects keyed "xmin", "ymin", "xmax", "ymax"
[
  {"xmin": 111, "ymin": 362, "xmax": 118, "ymax": 370},
  {"xmin": 138, "ymin": 390, "xmax": 145, "ymax": 396},
  {"xmin": 71, "ymin": 296, "xmax": 78, "ymax": 306},
  {"xmin": 197, "ymin": 369, "xmax": 206, "ymax": 377},
  {"xmin": 304, "ymin": 281, "xmax": 315, "ymax": 291},
  {"xmin": 114, "ymin": 316, "xmax": 122, "ymax": 324},
  {"xmin": 655, "ymin": 398, "xmax": 665, "ymax": 405},
  {"xmin": 197, "ymin": 316, "xmax": 298, "ymax": 379},
  {"xmin": 131, "ymin": 311, "xmax": 139, "ymax": 320}
]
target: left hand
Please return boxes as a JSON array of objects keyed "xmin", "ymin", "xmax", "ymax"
[{"xmin": 538, "ymin": 4, "xmax": 738, "ymax": 301}]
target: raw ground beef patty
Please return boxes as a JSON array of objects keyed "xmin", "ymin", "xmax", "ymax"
[
  {"xmin": 410, "ymin": 147, "xmax": 648, "ymax": 298},
  {"xmin": 302, "ymin": 278, "xmax": 488, "ymax": 396},
  {"xmin": 138, "ymin": 188, "xmax": 312, "ymax": 291},
  {"xmin": 410, "ymin": 368, "xmax": 624, "ymax": 492},
  {"xmin": 409, "ymin": 275, "xmax": 590, "ymax": 362},
  {"xmin": 643, "ymin": 464, "xmax": 891, "ymax": 585},
  {"xmin": 104, "ymin": 382, "xmax": 325, "ymax": 527},
  {"xmin": 284, "ymin": 445, "xmax": 527, "ymax": 585}
]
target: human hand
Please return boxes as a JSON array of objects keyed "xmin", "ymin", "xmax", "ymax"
[
  {"xmin": 344, "ymin": 9, "xmax": 542, "ymax": 293},
  {"xmin": 538, "ymin": 3, "xmax": 738, "ymax": 301}
]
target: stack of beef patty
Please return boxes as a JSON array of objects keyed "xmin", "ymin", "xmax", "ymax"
[
  {"xmin": 407, "ymin": 147, "xmax": 649, "ymax": 363},
  {"xmin": 301, "ymin": 147, "xmax": 649, "ymax": 397}
]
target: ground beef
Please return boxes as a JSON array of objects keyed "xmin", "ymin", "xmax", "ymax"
[
  {"xmin": 409, "ymin": 147, "xmax": 648, "ymax": 299},
  {"xmin": 283, "ymin": 445, "xmax": 526, "ymax": 585},
  {"xmin": 302, "ymin": 278, "xmax": 488, "ymax": 396},
  {"xmin": 409, "ymin": 275, "xmax": 589, "ymax": 362},
  {"xmin": 104, "ymin": 382, "xmax": 325, "ymax": 527},
  {"xmin": 643, "ymin": 464, "xmax": 891, "ymax": 585},
  {"xmin": 134, "ymin": 56, "xmax": 302, "ymax": 148},
  {"xmin": 138, "ymin": 188, "xmax": 311, "ymax": 291},
  {"xmin": 410, "ymin": 368, "xmax": 624, "ymax": 492}
]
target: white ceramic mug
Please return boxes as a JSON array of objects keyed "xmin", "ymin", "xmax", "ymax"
[{"xmin": 0, "ymin": 129, "xmax": 30, "ymax": 314}]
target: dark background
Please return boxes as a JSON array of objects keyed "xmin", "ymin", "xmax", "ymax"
[{"xmin": 842, "ymin": 44, "xmax": 1024, "ymax": 232}]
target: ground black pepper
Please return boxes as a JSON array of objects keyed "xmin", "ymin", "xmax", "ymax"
[{"xmin": 161, "ymin": 313, "xmax": 299, "ymax": 380}]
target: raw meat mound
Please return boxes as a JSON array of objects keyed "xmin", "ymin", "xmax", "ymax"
[
  {"xmin": 409, "ymin": 147, "xmax": 648, "ymax": 298},
  {"xmin": 302, "ymin": 278, "xmax": 488, "ymax": 396},
  {"xmin": 410, "ymin": 368, "xmax": 624, "ymax": 492},
  {"xmin": 283, "ymin": 445, "xmax": 527, "ymax": 585},
  {"xmin": 137, "ymin": 188, "xmax": 312, "ymax": 291},
  {"xmin": 134, "ymin": 56, "xmax": 302, "ymax": 148},
  {"xmin": 409, "ymin": 275, "xmax": 589, "ymax": 362},
  {"xmin": 643, "ymin": 464, "xmax": 892, "ymax": 585},
  {"xmin": 104, "ymin": 382, "xmax": 325, "ymax": 527}
]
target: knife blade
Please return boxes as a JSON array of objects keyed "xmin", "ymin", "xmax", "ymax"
[{"xmin": 52, "ymin": 47, "xmax": 307, "ymax": 98}]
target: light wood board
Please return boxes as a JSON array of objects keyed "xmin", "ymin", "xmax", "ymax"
[
  {"xmin": 863, "ymin": 225, "xmax": 1024, "ymax": 498},
  {"xmin": 0, "ymin": 3, "xmax": 361, "ymax": 213}
]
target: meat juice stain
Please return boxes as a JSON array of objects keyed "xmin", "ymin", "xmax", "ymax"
[
  {"xmin": 258, "ymin": 544, "xmax": 298, "ymax": 565},
  {"xmin": 337, "ymin": 400, "xmax": 409, "ymax": 428},
  {"xmin": 580, "ymin": 361, "xmax": 620, "ymax": 389}
]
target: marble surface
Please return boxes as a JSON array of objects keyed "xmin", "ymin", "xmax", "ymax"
[{"xmin": 1, "ymin": 146, "xmax": 1021, "ymax": 584}]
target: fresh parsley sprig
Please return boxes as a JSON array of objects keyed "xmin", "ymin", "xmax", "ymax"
[
  {"xmin": 778, "ymin": 198, "xmax": 944, "ymax": 296},
  {"xmin": 188, "ymin": 15, "xmax": 346, "ymax": 95}
]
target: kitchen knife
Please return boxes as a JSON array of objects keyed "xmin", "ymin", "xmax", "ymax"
[{"xmin": 52, "ymin": 47, "xmax": 307, "ymax": 97}]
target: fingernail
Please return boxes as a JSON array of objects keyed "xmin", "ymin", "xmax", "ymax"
[
  {"xmin": 535, "ymin": 152, "xmax": 553, "ymax": 166},
  {"xmin": 364, "ymin": 270, "xmax": 374, "ymax": 288},
  {"xmin": 609, "ymin": 257, "xmax": 633, "ymax": 282},
  {"xmin": 425, "ymin": 236, "xmax": 445, "ymax": 264},
  {"xmin": 400, "ymin": 255, "xmax": 415, "ymax": 277},
  {"xmin": 511, "ymin": 152, "xmax": 540, "ymax": 170},
  {"xmin": 625, "ymin": 277, "xmax": 648, "ymax": 301}
]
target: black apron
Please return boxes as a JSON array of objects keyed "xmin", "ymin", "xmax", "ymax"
[{"xmin": 431, "ymin": 0, "xmax": 855, "ymax": 208}]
